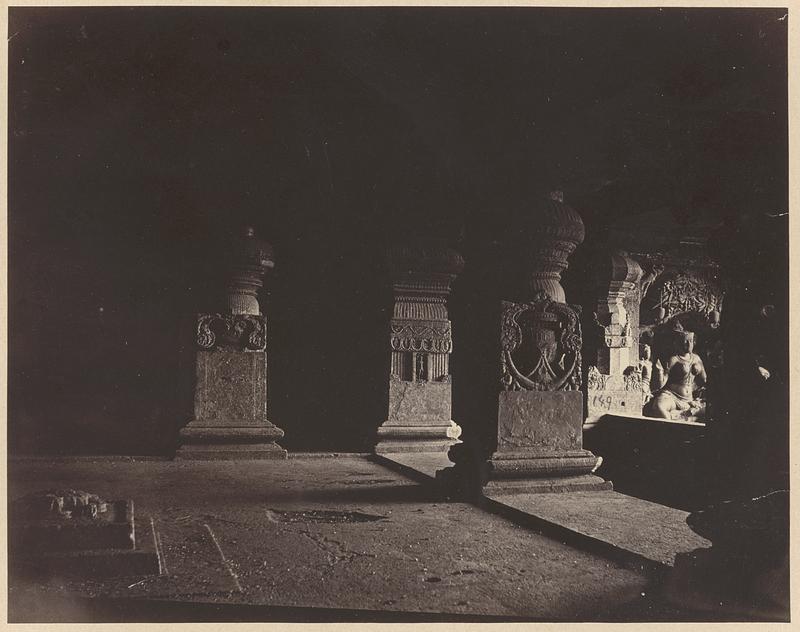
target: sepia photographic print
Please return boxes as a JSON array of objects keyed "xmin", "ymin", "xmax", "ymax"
[{"xmin": 5, "ymin": 3, "xmax": 790, "ymax": 624}]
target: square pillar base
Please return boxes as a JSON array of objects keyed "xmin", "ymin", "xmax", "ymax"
[
  {"xmin": 374, "ymin": 380, "xmax": 461, "ymax": 454},
  {"xmin": 177, "ymin": 345, "xmax": 287, "ymax": 460},
  {"xmin": 374, "ymin": 422, "xmax": 462, "ymax": 454},
  {"xmin": 482, "ymin": 391, "xmax": 609, "ymax": 494},
  {"xmin": 176, "ymin": 420, "xmax": 287, "ymax": 460}
]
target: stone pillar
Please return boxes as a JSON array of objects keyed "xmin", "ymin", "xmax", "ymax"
[
  {"xmin": 585, "ymin": 252, "xmax": 646, "ymax": 421},
  {"xmin": 176, "ymin": 227, "xmax": 286, "ymax": 459},
  {"xmin": 484, "ymin": 192, "xmax": 609, "ymax": 493},
  {"xmin": 374, "ymin": 245, "xmax": 464, "ymax": 454}
]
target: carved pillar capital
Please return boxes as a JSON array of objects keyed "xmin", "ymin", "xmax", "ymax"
[
  {"xmin": 385, "ymin": 245, "xmax": 464, "ymax": 382},
  {"xmin": 514, "ymin": 192, "xmax": 585, "ymax": 303},
  {"xmin": 224, "ymin": 226, "xmax": 275, "ymax": 316}
]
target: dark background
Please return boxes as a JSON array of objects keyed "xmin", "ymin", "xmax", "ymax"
[{"xmin": 8, "ymin": 7, "xmax": 788, "ymax": 455}]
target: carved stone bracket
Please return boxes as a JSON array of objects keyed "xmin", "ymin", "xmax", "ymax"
[
  {"xmin": 500, "ymin": 291, "xmax": 583, "ymax": 392},
  {"xmin": 590, "ymin": 251, "xmax": 644, "ymax": 376},
  {"xmin": 196, "ymin": 313, "xmax": 266, "ymax": 351}
]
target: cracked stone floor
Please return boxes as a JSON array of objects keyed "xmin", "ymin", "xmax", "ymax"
[{"xmin": 8, "ymin": 455, "xmax": 689, "ymax": 622}]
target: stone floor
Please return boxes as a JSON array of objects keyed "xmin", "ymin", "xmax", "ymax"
[{"xmin": 7, "ymin": 455, "xmax": 724, "ymax": 622}]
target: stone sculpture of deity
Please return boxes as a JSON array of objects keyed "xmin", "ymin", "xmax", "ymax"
[{"xmin": 643, "ymin": 324, "xmax": 707, "ymax": 420}]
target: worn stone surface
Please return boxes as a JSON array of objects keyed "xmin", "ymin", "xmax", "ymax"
[
  {"xmin": 178, "ymin": 347, "xmax": 286, "ymax": 459},
  {"xmin": 8, "ymin": 456, "xmax": 656, "ymax": 621},
  {"xmin": 193, "ymin": 351, "xmax": 267, "ymax": 424},
  {"xmin": 485, "ymin": 490, "xmax": 710, "ymax": 567},
  {"xmin": 496, "ymin": 390, "xmax": 583, "ymax": 452},
  {"xmin": 384, "ymin": 380, "xmax": 452, "ymax": 424}
]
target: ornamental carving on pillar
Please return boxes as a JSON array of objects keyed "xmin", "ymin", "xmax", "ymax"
[
  {"xmin": 196, "ymin": 313, "xmax": 266, "ymax": 351},
  {"xmin": 500, "ymin": 291, "xmax": 582, "ymax": 392},
  {"xmin": 623, "ymin": 368, "xmax": 643, "ymax": 391},
  {"xmin": 604, "ymin": 322, "xmax": 631, "ymax": 349},
  {"xmin": 587, "ymin": 366, "xmax": 610, "ymax": 390},
  {"xmin": 390, "ymin": 320, "xmax": 452, "ymax": 353},
  {"xmin": 386, "ymin": 245, "xmax": 464, "ymax": 384},
  {"xmin": 594, "ymin": 252, "xmax": 642, "ymax": 349}
]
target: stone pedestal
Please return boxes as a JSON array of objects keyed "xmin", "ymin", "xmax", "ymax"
[
  {"xmin": 488, "ymin": 391, "xmax": 603, "ymax": 488},
  {"xmin": 483, "ymin": 297, "xmax": 610, "ymax": 494},
  {"xmin": 374, "ymin": 246, "xmax": 463, "ymax": 454},
  {"xmin": 177, "ymin": 227, "xmax": 286, "ymax": 460},
  {"xmin": 177, "ymin": 326, "xmax": 286, "ymax": 459},
  {"xmin": 376, "ymin": 379, "xmax": 461, "ymax": 453}
]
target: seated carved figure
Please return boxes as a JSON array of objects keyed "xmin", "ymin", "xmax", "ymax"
[{"xmin": 643, "ymin": 325, "xmax": 707, "ymax": 420}]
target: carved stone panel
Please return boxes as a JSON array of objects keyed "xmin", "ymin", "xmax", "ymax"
[
  {"xmin": 500, "ymin": 291, "xmax": 582, "ymax": 392},
  {"xmin": 654, "ymin": 274, "xmax": 724, "ymax": 321},
  {"xmin": 585, "ymin": 366, "xmax": 646, "ymax": 421},
  {"xmin": 196, "ymin": 313, "xmax": 266, "ymax": 351}
]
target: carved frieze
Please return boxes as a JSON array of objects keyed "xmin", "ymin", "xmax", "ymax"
[
  {"xmin": 654, "ymin": 274, "xmax": 724, "ymax": 320},
  {"xmin": 196, "ymin": 313, "xmax": 266, "ymax": 351},
  {"xmin": 500, "ymin": 291, "xmax": 582, "ymax": 392},
  {"xmin": 389, "ymin": 319, "xmax": 452, "ymax": 354}
]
